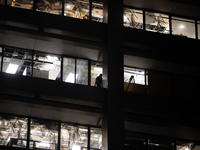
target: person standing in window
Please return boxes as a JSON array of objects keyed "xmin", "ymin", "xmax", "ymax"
[{"xmin": 95, "ymin": 74, "xmax": 103, "ymax": 87}]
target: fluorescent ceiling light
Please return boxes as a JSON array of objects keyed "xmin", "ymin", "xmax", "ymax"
[
  {"xmin": 6, "ymin": 64, "xmax": 19, "ymax": 74},
  {"xmin": 180, "ymin": 24, "xmax": 184, "ymax": 29},
  {"xmin": 94, "ymin": 135, "xmax": 98, "ymax": 137},
  {"xmin": 66, "ymin": 5, "xmax": 70, "ymax": 9},
  {"xmin": 72, "ymin": 145, "xmax": 81, "ymax": 150},
  {"xmin": 39, "ymin": 142, "xmax": 50, "ymax": 147},
  {"xmin": 46, "ymin": 55, "xmax": 59, "ymax": 61}
]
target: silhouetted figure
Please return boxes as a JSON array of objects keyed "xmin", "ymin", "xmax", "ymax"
[
  {"xmin": 95, "ymin": 74, "xmax": 103, "ymax": 87},
  {"xmin": 126, "ymin": 75, "xmax": 135, "ymax": 91}
]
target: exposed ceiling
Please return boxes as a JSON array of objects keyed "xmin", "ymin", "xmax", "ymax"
[{"xmin": 124, "ymin": 0, "xmax": 200, "ymax": 19}]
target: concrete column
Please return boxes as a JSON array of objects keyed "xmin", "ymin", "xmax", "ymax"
[{"xmin": 102, "ymin": 0, "xmax": 124, "ymax": 150}]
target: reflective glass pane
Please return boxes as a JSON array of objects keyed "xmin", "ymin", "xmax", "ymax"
[
  {"xmin": 61, "ymin": 123, "xmax": 88, "ymax": 150},
  {"xmin": 172, "ymin": 17, "xmax": 195, "ymax": 38},
  {"xmin": 3, "ymin": 48, "xmax": 32, "ymax": 76},
  {"xmin": 90, "ymin": 128, "xmax": 102, "ymax": 149},
  {"xmin": 30, "ymin": 119, "xmax": 58, "ymax": 150},
  {"xmin": 33, "ymin": 52, "xmax": 61, "ymax": 80},
  {"xmin": 0, "ymin": 114, "xmax": 27, "ymax": 148},
  {"xmin": 124, "ymin": 8, "xmax": 143, "ymax": 29},
  {"xmin": 76, "ymin": 59, "xmax": 88, "ymax": 85},
  {"xmin": 64, "ymin": 0, "xmax": 89, "ymax": 20},
  {"xmin": 145, "ymin": 11, "xmax": 169, "ymax": 34},
  {"xmin": 125, "ymin": 132, "xmax": 146, "ymax": 150},
  {"xmin": 91, "ymin": 61, "xmax": 103, "ymax": 86},
  {"xmin": 92, "ymin": 0, "xmax": 103, "ymax": 22},
  {"xmin": 63, "ymin": 57, "xmax": 75, "ymax": 83},
  {"xmin": 198, "ymin": 21, "xmax": 200, "ymax": 40},
  {"xmin": 148, "ymin": 136, "xmax": 174, "ymax": 150},
  {"xmin": 8, "ymin": 0, "xmax": 33, "ymax": 9},
  {"xmin": 36, "ymin": 0, "xmax": 62, "ymax": 15}
]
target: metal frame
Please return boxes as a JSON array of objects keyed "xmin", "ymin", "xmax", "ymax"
[{"xmin": 0, "ymin": 112, "xmax": 102, "ymax": 150}]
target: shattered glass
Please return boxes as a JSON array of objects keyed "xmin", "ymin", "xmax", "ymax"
[
  {"xmin": 0, "ymin": 115, "xmax": 28, "ymax": 148},
  {"xmin": 90, "ymin": 127, "xmax": 102, "ymax": 149},
  {"xmin": 30, "ymin": 119, "xmax": 58, "ymax": 150},
  {"xmin": 61, "ymin": 123, "xmax": 88, "ymax": 150}
]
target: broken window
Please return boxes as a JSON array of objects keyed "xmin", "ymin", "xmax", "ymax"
[
  {"xmin": 90, "ymin": 127, "xmax": 102, "ymax": 149},
  {"xmin": 145, "ymin": 11, "xmax": 169, "ymax": 34},
  {"xmin": 61, "ymin": 123, "xmax": 88, "ymax": 150},
  {"xmin": 64, "ymin": 0, "xmax": 89, "ymax": 19},
  {"xmin": 30, "ymin": 119, "xmax": 58, "ymax": 150},
  {"xmin": 0, "ymin": 114, "xmax": 28, "ymax": 148},
  {"xmin": 124, "ymin": 8, "xmax": 143, "ymax": 30}
]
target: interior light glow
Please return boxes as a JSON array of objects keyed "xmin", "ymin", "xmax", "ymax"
[
  {"xmin": 124, "ymin": 15, "xmax": 128, "ymax": 20},
  {"xmin": 72, "ymin": 145, "xmax": 81, "ymax": 150},
  {"xmin": 7, "ymin": 137, "xmax": 17, "ymax": 143},
  {"xmin": 39, "ymin": 142, "xmax": 50, "ymax": 147},
  {"xmin": 47, "ymin": 55, "xmax": 59, "ymax": 61},
  {"xmin": 94, "ymin": 135, "xmax": 98, "ymax": 137},
  {"xmin": 62, "ymin": 130, "xmax": 67, "ymax": 133},
  {"xmin": 66, "ymin": 5, "xmax": 70, "ymax": 9},
  {"xmin": 66, "ymin": 73, "xmax": 78, "ymax": 83},
  {"xmin": 180, "ymin": 24, "xmax": 184, "ymax": 29},
  {"xmin": 6, "ymin": 64, "xmax": 19, "ymax": 74},
  {"xmin": 185, "ymin": 148, "xmax": 189, "ymax": 150}
]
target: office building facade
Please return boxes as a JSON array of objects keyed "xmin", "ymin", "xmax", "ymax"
[{"xmin": 0, "ymin": 0, "xmax": 200, "ymax": 150}]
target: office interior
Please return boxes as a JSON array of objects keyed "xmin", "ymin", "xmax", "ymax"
[{"xmin": 0, "ymin": 0, "xmax": 200, "ymax": 150}]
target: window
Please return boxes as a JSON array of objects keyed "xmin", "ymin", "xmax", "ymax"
[
  {"xmin": 124, "ymin": 132, "xmax": 146, "ymax": 150},
  {"xmin": 64, "ymin": 0, "xmax": 89, "ymax": 19},
  {"xmin": 36, "ymin": 0, "xmax": 62, "ymax": 15},
  {"xmin": 30, "ymin": 119, "xmax": 58, "ymax": 150},
  {"xmin": 145, "ymin": 11, "xmax": 169, "ymax": 34},
  {"xmin": 92, "ymin": 0, "xmax": 103, "ymax": 22},
  {"xmin": 172, "ymin": 17, "xmax": 195, "ymax": 39},
  {"xmin": 63, "ymin": 57, "xmax": 76, "ymax": 83},
  {"xmin": 176, "ymin": 140, "xmax": 200, "ymax": 150},
  {"xmin": 63, "ymin": 57, "xmax": 88, "ymax": 85},
  {"xmin": 33, "ymin": 52, "xmax": 61, "ymax": 80},
  {"xmin": 197, "ymin": 21, "xmax": 200, "ymax": 39},
  {"xmin": 124, "ymin": 67, "xmax": 146, "ymax": 93},
  {"xmin": 91, "ymin": 61, "xmax": 103, "ymax": 86},
  {"xmin": 148, "ymin": 136, "xmax": 174, "ymax": 150},
  {"xmin": 124, "ymin": 67, "xmax": 145, "ymax": 85},
  {"xmin": 90, "ymin": 127, "xmax": 102, "ymax": 149},
  {"xmin": 61, "ymin": 123, "xmax": 88, "ymax": 150},
  {"xmin": 124, "ymin": 8, "xmax": 143, "ymax": 30},
  {"xmin": 8, "ymin": 0, "xmax": 33, "ymax": 10},
  {"xmin": 0, "ymin": 114, "xmax": 28, "ymax": 148},
  {"xmin": 76, "ymin": 59, "xmax": 88, "ymax": 85},
  {"xmin": 2, "ymin": 48, "xmax": 32, "ymax": 76}
]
